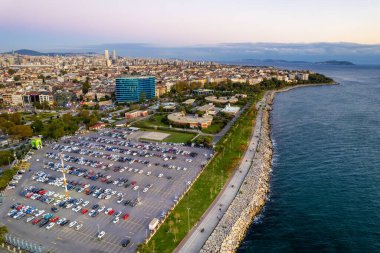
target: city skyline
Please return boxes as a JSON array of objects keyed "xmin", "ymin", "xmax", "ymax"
[{"xmin": 1, "ymin": 0, "xmax": 380, "ymax": 52}]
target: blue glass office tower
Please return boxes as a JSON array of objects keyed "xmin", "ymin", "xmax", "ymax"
[{"xmin": 115, "ymin": 76, "xmax": 156, "ymax": 103}]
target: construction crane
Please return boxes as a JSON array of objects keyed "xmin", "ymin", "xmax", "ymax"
[{"xmin": 60, "ymin": 153, "xmax": 70, "ymax": 200}]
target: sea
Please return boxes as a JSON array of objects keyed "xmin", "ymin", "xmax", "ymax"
[{"xmin": 237, "ymin": 64, "xmax": 380, "ymax": 253}]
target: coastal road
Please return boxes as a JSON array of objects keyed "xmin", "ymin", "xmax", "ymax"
[{"xmin": 175, "ymin": 92, "xmax": 270, "ymax": 253}]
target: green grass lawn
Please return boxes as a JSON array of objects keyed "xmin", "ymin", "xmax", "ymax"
[
  {"xmin": 134, "ymin": 113, "xmax": 169, "ymax": 128},
  {"xmin": 23, "ymin": 112, "xmax": 57, "ymax": 121},
  {"xmin": 140, "ymin": 129, "xmax": 196, "ymax": 144},
  {"xmin": 138, "ymin": 93, "xmax": 261, "ymax": 253},
  {"xmin": 201, "ymin": 121, "xmax": 225, "ymax": 134}
]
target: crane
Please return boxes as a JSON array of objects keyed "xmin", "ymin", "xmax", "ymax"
[{"xmin": 60, "ymin": 153, "xmax": 70, "ymax": 200}]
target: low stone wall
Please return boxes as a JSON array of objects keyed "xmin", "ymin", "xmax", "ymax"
[{"xmin": 201, "ymin": 92, "xmax": 274, "ymax": 253}]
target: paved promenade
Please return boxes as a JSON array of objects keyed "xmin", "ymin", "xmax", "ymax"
[{"xmin": 175, "ymin": 93, "xmax": 269, "ymax": 253}]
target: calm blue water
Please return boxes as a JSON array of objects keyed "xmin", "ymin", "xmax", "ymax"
[{"xmin": 238, "ymin": 64, "xmax": 380, "ymax": 253}]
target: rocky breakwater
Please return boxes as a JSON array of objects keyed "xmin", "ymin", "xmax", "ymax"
[{"xmin": 201, "ymin": 92, "xmax": 274, "ymax": 253}]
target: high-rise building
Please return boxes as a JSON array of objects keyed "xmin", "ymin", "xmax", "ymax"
[
  {"xmin": 104, "ymin": 50, "xmax": 109, "ymax": 60},
  {"xmin": 112, "ymin": 50, "xmax": 116, "ymax": 61},
  {"xmin": 115, "ymin": 76, "xmax": 156, "ymax": 103}
]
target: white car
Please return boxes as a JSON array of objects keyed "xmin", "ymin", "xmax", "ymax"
[
  {"xmin": 75, "ymin": 224, "xmax": 83, "ymax": 230},
  {"xmin": 72, "ymin": 206, "xmax": 82, "ymax": 212},
  {"xmin": 97, "ymin": 231, "xmax": 105, "ymax": 240},
  {"xmin": 68, "ymin": 221, "xmax": 77, "ymax": 228},
  {"xmin": 133, "ymin": 186, "xmax": 139, "ymax": 191},
  {"xmin": 112, "ymin": 217, "xmax": 119, "ymax": 224},
  {"xmin": 46, "ymin": 223, "xmax": 55, "ymax": 230},
  {"xmin": 26, "ymin": 216, "xmax": 35, "ymax": 223},
  {"xmin": 82, "ymin": 201, "xmax": 89, "ymax": 207},
  {"xmin": 147, "ymin": 171, "xmax": 152, "ymax": 176},
  {"xmin": 138, "ymin": 170, "xmax": 143, "ymax": 174},
  {"xmin": 116, "ymin": 198, "xmax": 124, "ymax": 204},
  {"xmin": 98, "ymin": 206, "xmax": 106, "ymax": 212},
  {"xmin": 143, "ymin": 188, "xmax": 148, "ymax": 193},
  {"xmin": 158, "ymin": 173, "xmax": 163, "ymax": 178}
]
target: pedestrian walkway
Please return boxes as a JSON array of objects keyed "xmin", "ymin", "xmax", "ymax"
[{"xmin": 175, "ymin": 93, "xmax": 269, "ymax": 253}]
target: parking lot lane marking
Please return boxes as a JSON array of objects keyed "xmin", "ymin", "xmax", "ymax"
[{"xmin": 98, "ymin": 243, "xmax": 109, "ymax": 252}]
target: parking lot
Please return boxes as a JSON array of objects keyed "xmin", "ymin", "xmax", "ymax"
[{"xmin": 0, "ymin": 128, "xmax": 213, "ymax": 253}]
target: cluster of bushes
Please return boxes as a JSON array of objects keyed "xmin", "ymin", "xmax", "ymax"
[
  {"xmin": 191, "ymin": 135, "xmax": 213, "ymax": 147},
  {"xmin": 0, "ymin": 113, "xmax": 32, "ymax": 140},
  {"xmin": 0, "ymin": 167, "xmax": 18, "ymax": 190},
  {"xmin": 0, "ymin": 226, "xmax": 8, "ymax": 244},
  {"xmin": 0, "ymin": 150, "xmax": 14, "ymax": 166}
]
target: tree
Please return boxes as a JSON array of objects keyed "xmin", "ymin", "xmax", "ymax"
[
  {"xmin": 174, "ymin": 213, "xmax": 180, "ymax": 223},
  {"xmin": 7, "ymin": 69, "xmax": 16, "ymax": 75},
  {"xmin": 31, "ymin": 119, "xmax": 44, "ymax": 134},
  {"xmin": 0, "ymin": 150, "xmax": 13, "ymax": 166},
  {"xmin": 9, "ymin": 125, "xmax": 33, "ymax": 139},
  {"xmin": 168, "ymin": 220, "xmax": 174, "ymax": 234},
  {"xmin": 9, "ymin": 113, "xmax": 22, "ymax": 125},
  {"xmin": 139, "ymin": 91, "xmax": 146, "ymax": 103},
  {"xmin": 172, "ymin": 227, "xmax": 179, "ymax": 242},
  {"xmin": 0, "ymin": 226, "xmax": 8, "ymax": 244},
  {"xmin": 43, "ymin": 119, "xmax": 65, "ymax": 139},
  {"xmin": 13, "ymin": 75, "xmax": 21, "ymax": 81},
  {"xmin": 82, "ymin": 77, "xmax": 91, "ymax": 94}
]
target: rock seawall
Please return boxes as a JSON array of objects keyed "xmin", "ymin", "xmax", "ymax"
[{"xmin": 201, "ymin": 92, "xmax": 274, "ymax": 253}]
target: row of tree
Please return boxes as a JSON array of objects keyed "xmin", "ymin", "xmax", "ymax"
[{"xmin": 31, "ymin": 110, "xmax": 101, "ymax": 139}]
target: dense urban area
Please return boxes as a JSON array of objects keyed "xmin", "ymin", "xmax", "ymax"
[{"xmin": 0, "ymin": 50, "xmax": 333, "ymax": 253}]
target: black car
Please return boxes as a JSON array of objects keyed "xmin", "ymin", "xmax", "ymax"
[
  {"xmin": 121, "ymin": 239, "xmax": 130, "ymax": 247},
  {"xmin": 60, "ymin": 220, "xmax": 69, "ymax": 226},
  {"xmin": 39, "ymin": 219, "xmax": 49, "ymax": 227},
  {"xmin": 92, "ymin": 204, "xmax": 99, "ymax": 210},
  {"xmin": 51, "ymin": 206, "xmax": 58, "ymax": 213}
]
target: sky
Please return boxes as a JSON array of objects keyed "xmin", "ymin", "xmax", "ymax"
[{"xmin": 1, "ymin": 0, "xmax": 380, "ymax": 63}]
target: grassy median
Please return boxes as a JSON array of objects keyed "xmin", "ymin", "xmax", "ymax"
[{"xmin": 138, "ymin": 93, "xmax": 262, "ymax": 253}]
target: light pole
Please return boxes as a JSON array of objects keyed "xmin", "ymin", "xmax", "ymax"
[{"xmin": 187, "ymin": 207, "xmax": 190, "ymax": 232}]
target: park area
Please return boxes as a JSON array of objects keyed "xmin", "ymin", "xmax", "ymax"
[{"xmin": 138, "ymin": 93, "xmax": 261, "ymax": 253}]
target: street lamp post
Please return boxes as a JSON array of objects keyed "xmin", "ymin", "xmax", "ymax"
[{"xmin": 187, "ymin": 207, "xmax": 190, "ymax": 232}]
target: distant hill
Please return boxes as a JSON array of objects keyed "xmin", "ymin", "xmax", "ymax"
[
  {"xmin": 2, "ymin": 49, "xmax": 98, "ymax": 56},
  {"xmin": 315, "ymin": 60, "xmax": 355, "ymax": 65},
  {"xmin": 241, "ymin": 59, "xmax": 310, "ymax": 64},
  {"xmin": 231, "ymin": 58, "xmax": 356, "ymax": 66}
]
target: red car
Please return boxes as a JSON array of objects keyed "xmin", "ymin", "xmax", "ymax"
[
  {"xmin": 50, "ymin": 216, "xmax": 59, "ymax": 222},
  {"xmin": 122, "ymin": 214, "xmax": 129, "ymax": 220},
  {"xmin": 16, "ymin": 205, "xmax": 23, "ymax": 211},
  {"xmin": 26, "ymin": 193, "xmax": 33, "ymax": 198},
  {"xmin": 38, "ymin": 190, "xmax": 47, "ymax": 195},
  {"xmin": 108, "ymin": 210, "xmax": 115, "ymax": 216},
  {"xmin": 81, "ymin": 209, "xmax": 88, "ymax": 214},
  {"xmin": 32, "ymin": 218, "xmax": 41, "ymax": 225},
  {"xmin": 131, "ymin": 181, "xmax": 137, "ymax": 186}
]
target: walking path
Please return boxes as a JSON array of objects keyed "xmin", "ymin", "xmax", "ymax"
[{"xmin": 175, "ymin": 93, "xmax": 269, "ymax": 253}]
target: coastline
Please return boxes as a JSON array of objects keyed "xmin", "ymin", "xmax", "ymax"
[{"xmin": 199, "ymin": 82, "xmax": 336, "ymax": 252}]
